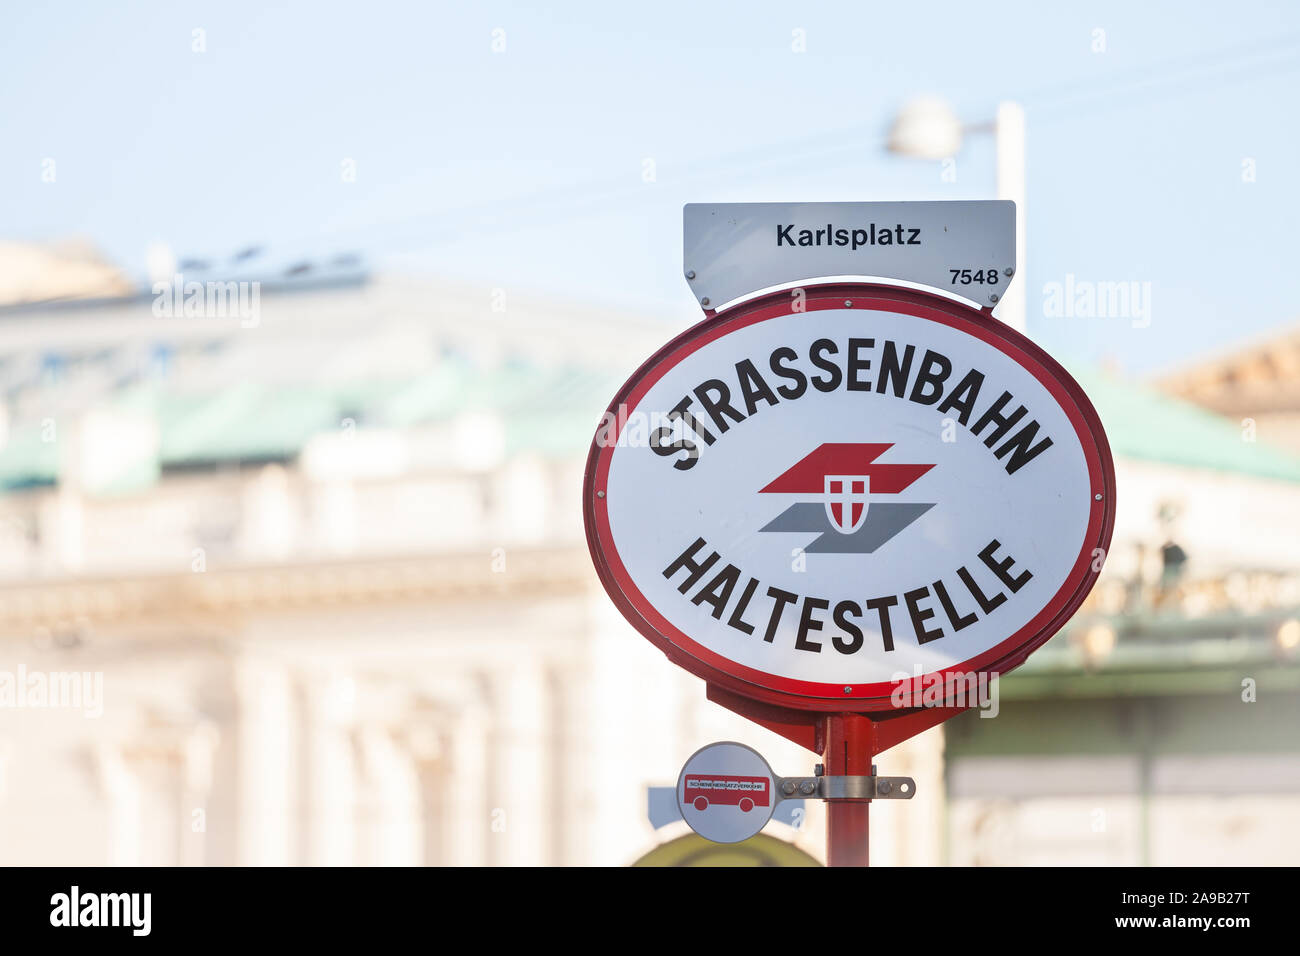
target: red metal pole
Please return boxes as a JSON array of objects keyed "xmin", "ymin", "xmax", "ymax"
[{"xmin": 824, "ymin": 713, "xmax": 874, "ymax": 867}]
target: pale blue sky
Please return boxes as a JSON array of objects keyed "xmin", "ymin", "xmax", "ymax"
[{"xmin": 3, "ymin": 0, "xmax": 1298, "ymax": 374}]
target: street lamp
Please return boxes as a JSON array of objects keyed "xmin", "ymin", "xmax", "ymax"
[
  {"xmin": 1081, "ymin": 622, "xmax": 1118, "ymax": 665},
  {"xmin": 886, "ymin": 96, "xmax": 963, "ymax": 160},
  {"xmin": 888, "ymin": 97, "xmax": 1027, "ymax": 335},
  {"xmin": 1278, "ymin": 618, "xmax": 1300, "ymax": 654}
]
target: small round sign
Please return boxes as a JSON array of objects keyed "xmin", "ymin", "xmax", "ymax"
[
  {"xmin": 584, "ymin": 282, "xmax": 1115, "ymax": 711},
  {"xmin": 676, "ymin": 741, "xmax": 778, "ymax": 844}
]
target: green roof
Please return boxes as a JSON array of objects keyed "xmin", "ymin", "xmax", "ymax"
[
  {"xmin": 1071, "ymin": 367, "xmax": 1300, "ymax": 484},
  {"xmin": 6, "ymin": 357, "xmax": 1298, "ymax": 492},
  {"xmin": 159, "ymin": 384, "xmax": 339, "ymax": 463},
  {"xmin": 0, "ymin": 424, "xmax": 59, "ymax": 489}
]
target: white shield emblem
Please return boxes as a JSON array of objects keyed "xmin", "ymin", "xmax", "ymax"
[{"xmin": 824, "ymin": 474, "xmax": 869, "ymax": 534}]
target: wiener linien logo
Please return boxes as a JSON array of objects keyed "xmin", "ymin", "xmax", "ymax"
[{"xmin": 758, "ymin": 442, "xmax": 934, "ymax": 553}]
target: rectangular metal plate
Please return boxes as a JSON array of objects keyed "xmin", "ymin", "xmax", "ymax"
[
  {"xmin": 775, "ymin": 776, "xmax": 917, "ymax": 800},
  {"xmin": 683, "ymin": 200, "xmax": 1015, "ymax": 310}
]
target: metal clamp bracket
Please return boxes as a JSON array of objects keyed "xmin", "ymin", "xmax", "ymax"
[{"xmin": 776, "ymin": 775, "xmax": 916, "ymax": 801}]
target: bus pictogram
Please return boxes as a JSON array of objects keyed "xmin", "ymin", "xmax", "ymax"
[{"xmin": 683, "ymin": 774, "xmax": 772, "ymax": 813}]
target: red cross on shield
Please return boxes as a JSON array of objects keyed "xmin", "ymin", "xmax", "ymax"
[{"xmin": 824, "ymin": 474, "xmax": 870, "ymax": 534}]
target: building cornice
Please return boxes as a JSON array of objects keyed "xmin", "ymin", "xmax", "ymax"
[{"xmin": 0, "ymin": 546, "xmax": 594, "ymax": 631}]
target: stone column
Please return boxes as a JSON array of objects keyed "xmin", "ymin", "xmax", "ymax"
[
  {"xmin": 92, "ymin": 743, "xmax": 142, "ymax": 866},
  {"xmin": 294, "ymin": 670, "xmax": 357, "ymax": 865},
  {"xmin": 399, "ymin": 703, "xmax": 449, "ymax": 865},
  {"xmin": 485, "ymin": 664, "xmax": 549, "ymax": 866},
  {"xmin": 352, "ymin": 716, "xmax": 420, "ymax": 867},
  {"xmin": 442, "ymin": 684, "xmax": 491, "ymax": 865}
]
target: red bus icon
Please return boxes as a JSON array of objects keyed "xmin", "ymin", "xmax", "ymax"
[{"xmin": 683, "ymin": 774, "xmax": 772, "ymax": 813}]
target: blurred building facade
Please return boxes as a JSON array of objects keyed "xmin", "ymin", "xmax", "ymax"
[
  {"xmin": 1159, "ymin": 324, "xmax": 1300, "ymax": 454},
  {"xmin": 944, "ymin": 362, "xmax": 1300, "ymax": 865},
  {"xmin": 0, "ymin": 270, "xmax": 852, "ymax": 865},
  {"xmin": 0, "ymin": 267, "xmax": 1297, "ymax": 865}
]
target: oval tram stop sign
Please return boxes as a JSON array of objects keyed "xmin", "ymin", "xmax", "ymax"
[{"xmin": 583, "ymin": 202, "xmax": 1116, "ymax": 713}]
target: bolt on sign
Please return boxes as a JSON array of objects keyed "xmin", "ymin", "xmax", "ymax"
[{"xmin": 583, "ymin": 201, "xmax": 1116, "ymax": 713}]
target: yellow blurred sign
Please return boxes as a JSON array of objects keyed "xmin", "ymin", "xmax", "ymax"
[{"xmin": 631, "ymin": 832, "xmax": 822, "ymax": 867}]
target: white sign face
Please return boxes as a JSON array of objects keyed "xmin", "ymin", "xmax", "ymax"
[
  {"xmin": 585, "ymin": 285, "xmax": 1114, "ymax": 708},
  {"xmin": 677, "ymin": 742, "xmax": 777, "ymax": 844},
  {"xmin": 684, "ymin": 201, "xmax": 1015, "ymax": 311}
]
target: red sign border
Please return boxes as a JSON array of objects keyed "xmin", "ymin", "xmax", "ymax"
[{"xmin": 583, "ymin": 282, "xmax": 1116, "ymax": 713}]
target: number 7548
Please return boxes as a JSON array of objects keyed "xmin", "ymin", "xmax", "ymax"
[{"xmin": 950, "ymin": 268, "xmax": 1000, "ymax": 285}]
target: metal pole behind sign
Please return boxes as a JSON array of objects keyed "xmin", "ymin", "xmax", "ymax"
[
  {"xmin": 995, "ymin": 102, "xmax": 1027, "ymax": 335},
  {"xmin": 824, "ymin": 713, "xmax": 872, "ymax": 867}
]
